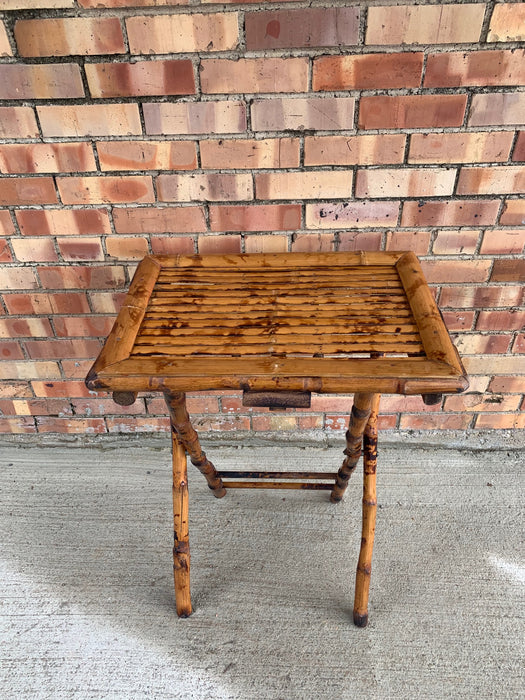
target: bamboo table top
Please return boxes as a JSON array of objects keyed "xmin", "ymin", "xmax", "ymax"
[{"xmin": 86, "ymin": 251, "xmax": 468, "ymax": 396}]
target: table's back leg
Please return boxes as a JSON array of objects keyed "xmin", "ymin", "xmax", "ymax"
[
  {"xmin": 171, "ymin": 430, "xmax": 192, "ymax": 617},
  {"xmin": 353, "ymin": 393, "xmax": 381, "ymax": 627},
  {"xmin": 330, "ymin": 392, "xmax": 375, "ymax": 503},
  {"xmin": 164, "ymin": 391, "xmax": 226, "ymax": 498}
]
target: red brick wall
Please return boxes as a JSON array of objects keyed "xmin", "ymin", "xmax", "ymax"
[{"xmin": 0, "ymin": 1, "xmax": 524, "ymax": 436}]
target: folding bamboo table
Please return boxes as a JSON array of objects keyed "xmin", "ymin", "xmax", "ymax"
[{"xmin": 86, "ymin": 251, "xmax": 468, "ymax": 626}]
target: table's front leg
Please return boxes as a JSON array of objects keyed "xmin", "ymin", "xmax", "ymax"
[{"xmin": 172, "ymin": 430, "xmax": 192, "ymax": 617}]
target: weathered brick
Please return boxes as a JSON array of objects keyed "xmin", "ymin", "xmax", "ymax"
[
  {"xmin": 366, "ymin": 4, "xmax": 484, "ymax": 45},
  {"xmin": 409, "ymin": 131, "xmax": 513, "ymax": 164},
  {"xmin": 359, "ymin": 95, "xmax": 467, "ymax": 130},
  {"xmin": 480, "ymin": 229, "xmax": 525, "ymax": 255},
  {"xmin": 98, "ymin": 141, "xmax": 197, "ymax": 171},
  {"xmin": 491, "ymin": 259, "xmax": 525, "ymax": 283},
  {"xmin": 444, "ymin": 393, "xmax": 521, "ymax": 413},
  {"xmin": 209, "ymin": 204, "xmax": 301, "ymax": 232},
  {"xmin": 256, "ymin": 171, "xmax": 352, "ymax": 201},
  {"xmin": 0, "ymin": 143, "xmax": 96, "ymax": 174},
  {"xmin": 38, "ymin": 265, "xmax": 125, "ymax": 290},
  {"xmin": 15, "ymin": 17, "xmax": 125, "ymax": 56},
  {"xmin": 401, "ymin": 199, "xmax": 500, "ymax": 227},
  {"xmin": 57, "ymin": 176, "xmax": 154, "ymax": 205},
  {"xmin": 16, "ymin": 208, "xmax": 111, "ymax": 236},
  {"xmin": 0, "ymin": 24, "xmax": 12, "ymax": 56},
  {"xmin": 12, "ymin": 238, "xmax": 58, "ymax": 262},
  {"xmin": 0, "ymin": 267, "xmax": 38, "ymax": 290},
  {"xmin": 0, "ymin": 239, "xmax": 13, "ymax": 262},
  {"xmin": 0, "ymin": 417, "xmax": 36, "ymax": 434},
  {"xmin": 0, "ymin": 177, "xmax": 57, "ymax": 206},
  {"xmin": 79, "ymin": 0, "xmax": 185, "ymax": 6},
  {"xmin": 457, "ymin": 166, "xmax": 525, "ymax": 195},
  {"xmin": 0, "ymin": 107, "xmax": 38, "ymax": 138},
  {"xmin": 513, "ymin": 132, "xmax": 525, "ymax": 162},
  {"xmin": 439, "ymin": 285, "xmax": 524, "ymax": 309},
  {"xmin": 200, "ymin": 138, "xmax": 299, "ymax": 170},
  {"xmin": 86, "ymin": 60, "xmax": 195, "ymax": 98},
  {"xmin": 2, "ymin": 0, "xmax": 73, "ymax": 8},
  {"xmin": 433, "ymin": 230, "xmax": 480, "ymax": 255},
  {"xmin": 399, "ymin": 414, "xmax": 471, "ymax": 430},
  {"xmin": 420, "ymin": 260, "xmax": 491, "ymax": 284},
  {"xmin": 488, "ymin": 3, "xmax": 525, "ymax": 42},
  {"xmin": 72, "ymin": 397, "xmax": 145, "ymax": 416},
  {"xmin": 477, "ymin": 309, "xmax": 525, "ymax": 331},
  {"xmin": 339, "ymin": 231, "xmax": 382, "ymax": 252},
  {"xmin": 106, "ymin": 417, "xmax": 169, "ymax": 433},
  {"xmin": 25, "ymin": 339, "xmax": 101, "ymax": 360},
  {"xmin": 36, "ymin": 417, "xmax": 106, "ymax": 434},
  {"xmin": 2, "ymin": 292, "xmax": 90, "ymax": 315},
  {"xmin": 106, "ymin": 236, "xmax": 149, "ymax": 259},
  {"xmin": 126, "ymin": 13, "xmax": 239, "ymax": 54},
  {"xmin": 0, "ymin": 398, "xmax": 71, "ymax": 416},
  {"xmin": 291, "ymin": 233, "xmax": 335, "ymax": 252},
  {"xmin": 31, "ymin": 379, "xmax": 91, "ymax": 398},
  {"xmin": 464, "ymin": 355, "xmax": 525, "ymax": 376},
  {"xmin": 0, "ymin": 317, "xmax": 52, "ymax": 338},
  {"xmin": 513, "ymin": 334, "xmax": 525, "ymax": 354},
  {"xmin": 489, "ymin": 376, "xmax": 525, "ymax": 393},
  {"xmin": 306, "ymin": 201, "xmax": 400, "ymax": 229},
  {"xmin": 356, "ymin": 167, "xmax": 456, "ymax": 198},
  {"xmin": 475, "ymin": 413, "xmax": 525, "ymax": 430},
  {"xmin": 454, "ymin": 334, "xmax": 510, "ymax": 355},
  {"xmin": 38, "ymin": 104, "xmax": 142, "ymax": 138},
  {"xmin": 305, "ymin": 134, "xmax": 405, "ymax": 166},
  {"xmin": 0, "ymin": 211, "xmax": 15, "ymax": 236},
  {"xmin": 201, "ymin": 58, "xmax": 308, "ymax": 94},
  {"xmin": 385, "ymin": 231, "xmax": 431, "ymax": 255},
  {"xmin": 89, "ymin": 292, "xmax": 126, "ymax": 314},
  {"xmin": 58, "ymin": 237, "xmax": 105, "ymax": 262},
  {"xmin": 499, "ymin": 199, "xmax": 525, "ymax": 226},
  {"xmin": 143, "ymin": 101, "xmax": 246, "ymax": 135},
  {"xmin": 151, "ymin": 236, "xmax": 195, "ymax": 255},
  {"xmin": 113, "ymin": 206, "xmax": 206, "ymax": 234},
  {"xmin": 0, "ymin": 341, "xmax": 23, "ymax": 360},
  {"xmin": 197, "ymin": 235, "xmax": 242, "ymax": 254},
  {"xmin": 1, "ymin": 361, "xmax": 61, "ymax": 381},
  {"xmin": 0, "ymin": 381, "xmax": 32, "ymax": 398},
  {"xmin": 244, "ymin": 235, "xmax": 288, "ymax": 253},
  {"xmin": 313, "ymin": 52, "xmax": 423, "ymax": 91},
  {"xmin": 469, "ymin": 93, "xmax": 525, "ymax": 126},
  {"xmin": 428, "ymin": 49, "xmax": 525, "ymax": 88},
  {"xmin": 0, "ymin": 64, "xmax": 83, "ymax": 100},
  {"xmin": 251, "ymin": 97, "xmax": 354, "ymax": 132},
  {"xmin": 157, "ymin": 173, "xmax": 252, "ymax": 202},
  {"xmin": 246, "ymin": 7, "xmax": 358, "ymax": 50}
]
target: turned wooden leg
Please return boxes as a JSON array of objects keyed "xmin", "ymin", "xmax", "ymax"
[
  {"xmin": 330, "ymin": 392, "xmax": 375, "ymax": 503},
  {"xmin": 353, "ymin": 393, "xmax": 380, "ymax": 627},
  {"xmin": 172, "ymin": 429, "xmax": 192, "ymax": 617},
  {"xmin": 164, "ymin": 391, "xmax": 226, "ymax": 498}
]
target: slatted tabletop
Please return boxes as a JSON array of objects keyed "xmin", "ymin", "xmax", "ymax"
[{"xmin": 86, "ymin": 252, "xmax": 468, "ymax": 396}]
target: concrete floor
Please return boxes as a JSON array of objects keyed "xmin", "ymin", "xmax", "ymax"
[{"xmin": 1, "ymin": 438, "xmax": 523, "ymax": 699}]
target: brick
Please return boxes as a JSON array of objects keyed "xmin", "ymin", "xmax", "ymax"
[
  {"xmin": 0, "ymin": 64, "xmax": 83, "ymax": 100},
  {"xmin": 314, "ymin": 52, "xmax": 423, "ymax": 91},
  {"xmin": 409, "ymin": 131, "xmax": 513, "ymax": 164},
  {"xmin": 16, "ymin": 209, "xmax": 111, "ymax": 236},
  {"xmin": 201, "ymin": 58, "xmax": 307, "ymax": 94},
  {"xmin": 1, "ymin": 361, "xmax": 61, "ymax": 381},
  {"xmin": 197, "ymin": 236, "xmax": 242, "ymax": 255},
  {"xmin": 500, "ymin": 199, "xmax": 525, "ymax": 226},
  {"xmin": 251, "ymin": 97, "xmax": 354, "ymax": 132},
  {"xmin": 325, "ymin": 414, "xmax": 397, "ymax": 431},
  {"xmin": 421, "ymin": 260, "xmax": 491, "ymax": 284},
  {"xmin": 12, "ymin": 238, "xmax": 58, "ymax": 262},
  {"xmin": 113, "ymin": 206, "xmax": 206, "ymax": 234},
  {"xmin": 356, "ymin": 167, "xmax": 455, "ymax": 198},
  {"xmin": 157, "ymin": 173, "xmax": 252, "ymax": 202},
  {"xmin": 25, "ymin": 339, "xmax": 101, "ymax": 360},
  {"xmin": 53, "ymin": 316, "xmax": 115, "ymax": 338},
  {"xmin": 106, "ymin": 417, "xmax": 169, "ymax": 433},
  {"xmin": 513, "ymin": 132, "xmax": 525, "ymax": 162},
  {"xmin": 339, "ymin": 231, "xmax": 382, "ymax": 252},
  {"xmin": 1, "ymin": 0, "xmax": 73, "ymax": 8},
  {"xmin": 37, "ymin": 104, "xmax": 142, "ymax": 138},
  {"xmin": 89, "ymin": 292, "xmax": 126, "ymax": 314},
  {"xmin": 366, "ymin": 4, "xmax": 484, "ymax": 45},
  {"xmin": 143, "ymin": 101, "xmax": 246, "ymax": 135},
  {"xmin": 0, "ymin": 211, "xmax": 15, "ymax": 236},
  {"xmin": 0, "ymin": 267, "xmax": 38, "ymax": 290},
  {"xmin": 2, "ymin": 292, "xmax": 90, "ymax": 315},
  {"xmin": 489, "ymin": 376, "xmax": 525, "ymax": 393},
  {"xmin": 306, "ymin": 201, "xmax": 399, "ymax": 229},
  {"xmin": 477, "ymin": 309, "xmax": 525, "ymax": 331},
  {"xmin": 432, "ymin": 230, "xmax": 480, "ymax": 255},
  {"xmin": 480, "ymin": 229, "xmax": 525, "ymax": 255},
  {"xmin": 209, "ymin": 204, "xmax": 301, "ymax": 232},
  {"xmin": 31, "ymin": 379, "xmax": 91, "ymax": 398},
  {"xmin": 126, "ymin": 13, "xmax": 238, "ymax": 54},
  {"xmin": 0, "ymin": 22, "xmax": 12, "ymax": 56},
  {"xmin": 401, "ymin": 199, "xmax": 500, "ymax": 227},
  {"xmin": 86, "ymin": 60, "xmax": 195, "ymax": 98},
  {"xmin": 399, "ymin": 414, "xmax": 471, "ymax": 431},
  {"xmin": 79, "ymin": 0, "xmax": 187, "ymax": 5},
  {"xmin": 0, "ymin": 177, "xmax": 57, "ymax": 206},
  {"xmin": 255, "ymin": 171, "xmax": 352, "ymax": 200},
  {"xmin": 150, "ymin": 237, "xmax": 195, "ymax": 255},
  {"xmin": 488, "ymin": 3, "xmax": 525, "ymax": 42},
  {"xmin": 426, "ymin": 50, "xmax": 525, "ymax": 88},
  {"xmin": 439, "ymin": 285, "xmax": 524, "ymax": 309},
  {"xmin": 0, "ymin": 107, "xmax": 38, "ymax": 139},
  {"xmin": 457, "ymin": 166, "xmax": 525, "ymax": 195},
  {"xmin": 252, "ymin": 414, "xmax": 298, "ymax": 431},
  {"xmin": 58, "ymin": 237, "xmax": 105, "ymax": 262},
  {"xmin": 244, "ymin": 235, "xmax": 288, "ymax": 253},
  {"xmin": 464, "ymin": 355, "xmax": 525, "ymax": 375},
  {"xmin": 0, "ymin": 398, "xmax": 72, "ymax": 416},
  {"xmin": 0, "ymin": 239, "xmax": 12, "ymax": 262},
  {"xmin": 469, "ymin": 93, "xmax": 525, "ymax": 126},
  {"xmin": 36, "ymin": 417, "xmax": 106, "ymax": 434},
  {"xmin": 513, "ymin": 334, "xmax": 525, "ymax": 353},
  {"xmin": 454, "ymin": 334, "xmax": 510, "ymax": 355},
  {"xmin": 246, "ymin": 7, "xmax": 358, "ymax": 50},
  {"xmin": 475, "ymin": 414, "xmax": 525, "ymax": 430},
  {"xmin": 38, "ymin": 265, "xmax": 125, "ymax": 290},
  {"xmin": 0, "ymin": 143, "xmax": 96, "ymax": 174},
  {"xmin": 57, "ymin": 176, "xmax": 154, "ymax": 204},
  {"xmin": 359, "ymin": 95, "xmax": 467, "ymax": 130},
  {"xmin": 444, "ymin": 393, "xmax": 521, "ymax": 413},
  {"xmin": 305, "ymin": 134, "xmax": 405, "ymax": 166},
  {"xmin": 385, "ymin": 231, "xmax": 431, "ymax": 255},
  {"xmin": 15, "ymin": 17, "xmax": 125, "ymax": 56},
  {"xmin": 491, "ymin": 259, "xmax": 525, "ymax": 283},
  {"xmin": 291, "ymin": 233, "xmax": 335, "ymax": 253},
  {"xmin": 106, "ymin": 236, "xmax": 149, "ymax": 260},
  {"xmin": 0, "ymin": 417, "xmax": 36, "ymax": 434},
  {"xmin": 98, "ymin": 141, "xmax": 197, "ymax": 171},
  {"xmin": 0, "ymin": 341, "xmax": 24, "ymax": 360},
  {"xmin": 0, "ymin": 382, "xmax": 32, "ymax": 398},
  {"xmin": 73, "ymin": 397, "xmax": 145, "ymax": 416},
  {"xmin": 200, "ymin": 138, "xmax": 299, "ymax": 170}
]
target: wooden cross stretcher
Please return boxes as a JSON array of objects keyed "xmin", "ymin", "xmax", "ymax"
[{"xmin": 86, "ymin": 251, "xmax": 468, "ymax": 627}]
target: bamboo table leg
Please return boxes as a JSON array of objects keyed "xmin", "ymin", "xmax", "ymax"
[
  {"xmin": 172, "ymin": 429, "xmax": 192, "ymax": 617},
  {"xmin": 353, "ymin": 393, "xmax": 381, "ymax": 627}
]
